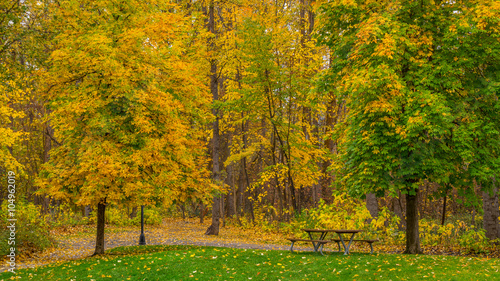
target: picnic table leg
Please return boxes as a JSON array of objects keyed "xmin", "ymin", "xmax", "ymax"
[
  {"xmin": 290, "ymin": 241, "xmax": 296, "ymax": 253},
  {"xmin": 344, "ymin": 233, "xmax": 356, "ymax": 255},
  {"xmin": 337, "ymin": 233, "xmax": 357, "ymax": 255},
  {"xmin": 306, "ymin": 232, "xmax": 318, "ymax": 252},
  {"xmin": 335, "ymin": 241, "xmax": 341, "ymax": 252},
  {"xmin": 318, "ymin": 232, "xmax": 329, "ymax": 254},
  {"xmin": 319, "ymin": 243, "xmax": 325, "ymax": 256},
  {"xmin": 337, "ymin": 233, "xmax": 347, "ymax": 255},
  {"xmin": 307, "ymin": 231, "xmax": 325, "ymax": 253}
]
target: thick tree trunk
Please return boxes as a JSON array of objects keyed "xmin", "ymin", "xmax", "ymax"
[
  {"xmin": 404, "ymin": 190, "xmax": 422, "ymax": 254},
  {"xmin": 205, "ymin": 212, "xmax": 219, "ymax": 235},
  {"xmin": 93, "ymin": 200, "xmax": 106, "ymax": 255},
  {"xmin": 482, "ymin": 182, "xmax": 499, "ymax": 240},
  {"xmin": 205, "ymin": 0, "xmax": 221, "ymax": 236},
  {"xmin": 366, "ymin": 193, "xmax": 378, "ymax": 223}
]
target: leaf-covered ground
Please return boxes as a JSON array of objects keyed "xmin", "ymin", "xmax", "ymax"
[
  {"xmin": 1, "ymin": 218, "xmax": 498, "ymax": 273},
  {"xmin": 1, "ymin": 245, "xmax": 499, "ymax": 280},
  {"xmin": 0, "ymin": 218, "xmax": 295, "ymax": 272}
]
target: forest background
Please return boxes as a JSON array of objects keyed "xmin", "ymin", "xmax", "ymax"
[{"xmin": 1, "ymin": 0, "xmax": 499, "ymax": 258}]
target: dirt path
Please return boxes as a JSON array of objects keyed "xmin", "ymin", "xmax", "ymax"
[{"xmin": 1, "ymin": 218, "xmax": 310, "ymax": 272}]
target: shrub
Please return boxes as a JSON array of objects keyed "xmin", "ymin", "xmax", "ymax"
[
  {"xmin": 0, "ymin": 200, "xmax": 55, "ymax": 257},
  {"xmin": 367, "ymin": 206, "xmax": 404, "ymax": 244},
  {"xmin": 132, "ymin": 208, "xmax": 163, "ymax": 226},
  {"xmin": 48, "ymin": 202, "xmax": 90, "ymax": 227},
  {"xmin": 458, "ymin": 227, "xmax": 490, "ymax": 254}
]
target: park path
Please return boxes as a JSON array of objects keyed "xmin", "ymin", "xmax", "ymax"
[{"xmin": 1, "ymin": 218, "xmax": 311, "ymax": 272}]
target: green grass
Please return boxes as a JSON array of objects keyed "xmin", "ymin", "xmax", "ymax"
[{"xmin": 1, "ymin": 245, "xmax": 499, "ymax": 280}]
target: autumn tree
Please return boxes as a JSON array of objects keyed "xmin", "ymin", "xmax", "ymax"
[
  {"xmin": 1, "ymin": 0, "xmax": 53, "ymax": 207},
  {"xmin": 37, "ymin": 0, "xmax": 212, "ymax": 255},
  {"xmin": 217, "ymin": 0, "xmax": 327, "ymax": 222},
  {"xmin": 317, "ymin": 0, "xmax": 500, "ymax": 254}
]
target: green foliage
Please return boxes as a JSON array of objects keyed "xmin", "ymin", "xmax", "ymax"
[
  {"xmin": 318, "ymin": 0, "xmax": 500, "ymax": 197},
  {"xmin": 458, "ymin": 227, "xmax": 491, "ymax": 255},
  {"xmin": 368, "ymin": 206, "xmax": 405, "ymax": 244},
  {"xmin": 0, "ymin": 200, "xmax": 55, "ymax": 256}
]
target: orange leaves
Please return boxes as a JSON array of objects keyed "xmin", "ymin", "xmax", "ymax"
[
  {"xmin": 38, "ymin": 0, "xmax": 213, "ymax": 210},
  {"xmin": 474, "ymin": 0, "xmax": 500, "ymax": 32},
  {"xmin": 372, "ymin": 34, "xmax": 397, "ymax": 60}
]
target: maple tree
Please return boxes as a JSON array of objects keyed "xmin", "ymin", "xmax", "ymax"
[
  {"xmin": 36, "ymin": 0, "xmax": 213, "ymax": 255},
  {"xmin": 317, "ymin": 0, "xmax": 500, "ymax": 253}
]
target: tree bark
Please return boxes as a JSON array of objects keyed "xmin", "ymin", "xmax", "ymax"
[
  {"xmin": 366, "ymin": 193, "xmax": 378, "ymax": 223},
  {"xmin": 205, "ymin": 0, "xmax": 221, "ymax": 236},
  {"xmin": 85, "ymin": 205, "xmax": 93, "ymax": 218},
  {"xmin": 199, "ymin": 202, "xmax": 206, "ymax": 224},
  {"xmin": 38, "ymin": 123, "xmax": 54, "ymax": 214},
  {"xmin": 392, "ymin": 195, "xmax": 405, "ymax": 230},
  {"xmin": 128, "ymin": 206, "xmax": 137, "ymax": 219},
  {"xmin": 93, "ymin": 200, "xmax": 106, "ymax": 255},
  {"xmin": 441, "ymin": 191, "xmax": 447, "ymax": 226},
  {"xmin": 404, "ymin": 190, "xmax": 422, "ymax": 254},
  {"xmin": 482, "ymin": 179, "xmax": 499, "ymax": 240}
]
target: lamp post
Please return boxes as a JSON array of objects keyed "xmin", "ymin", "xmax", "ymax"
[{"xmin": 139, "ymin": 205, "xmax": 146, "ymax": 245}]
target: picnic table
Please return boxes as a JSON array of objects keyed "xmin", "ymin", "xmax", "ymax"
[
  {"xmin": 288, "ymin": 229, "xmax": 377, "ymax": 255},
  {"xmin": 303, "ymin": 229, "xmax": 362, "ymax": 255}
]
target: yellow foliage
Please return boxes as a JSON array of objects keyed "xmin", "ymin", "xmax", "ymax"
[{"xmin": 36, "ymin": 0, "xmax": 213, "ymax": 210}]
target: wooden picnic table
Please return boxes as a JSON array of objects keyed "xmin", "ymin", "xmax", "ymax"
[{"xmin": 301, "ymin": 229, "xmax": 363, "ymax": 255}]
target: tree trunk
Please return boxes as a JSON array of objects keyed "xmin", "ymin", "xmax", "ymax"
[
  {"xmin": 441, "ymin": 191, "xmax": 447, "ymax": 226},
  {"xmin": 205, "ymin": 0, "xmax": 221, "ymax": 236},
  {"xmin": 93, "ymin": 200, "xmax": 106, "ymax": 255},
  {"xmin": 38, "ymin": 123, "xmax": 54, "ymax": 214},
  {"xmin": 180, "ymin": 204, "xmax": 186, "ymax": 220},
  {"xmin": 85, "ymin": 205, "xmax": 93, "ymax": 218},
  {"xmin": 482, "ymin": 180, "xmax": 499, "ymax": 240},
  {"xmin": 205, "ymin": 215, "xmax": 219, "ymax": 235},
  {"xmin": 392, "ymin": 195, "xmax": 405, "ymax": 230},
  {"xmin": 404, "ymin": 190, "xmax": 422, "ymax": 254},
  {"xmin": 366, "ymin": 193, "xmax": 378, "ymax": 223},
  {"xmin": 128, "ymin": 206, "xmax": 137, "ymax": 219},
  {"xmin": 199, "ymin": 202, "xmax": 206, "ymax": 224}
]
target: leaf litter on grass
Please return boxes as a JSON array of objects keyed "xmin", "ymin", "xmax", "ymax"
[
  {"xmin": 0, "ymin": 217, "xmax": 296, "ymax": 273},
  {"xmin": 2, "ymin": 217, "xmax": 499, "ymax": 274}
]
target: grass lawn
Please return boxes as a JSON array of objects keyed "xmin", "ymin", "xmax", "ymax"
[{"xmin": 1, "ymin": 245, "xmax": 499, "ymax": 280}]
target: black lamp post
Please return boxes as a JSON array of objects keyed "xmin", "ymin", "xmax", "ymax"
[{"xmin": 139, "ymin": 205, "xmax": 146, "ymax": 245}]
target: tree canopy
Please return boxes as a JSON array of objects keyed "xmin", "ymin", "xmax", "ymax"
[{"xmin": 317, "ymin": 0, "xmax": 500, "ymax": 253}]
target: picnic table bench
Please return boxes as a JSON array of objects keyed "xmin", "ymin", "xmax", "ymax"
[
  {"xmin": 331, "ymin": 238, "xmax": 379, "ymax": 254},
  {"xmin": 287, "ymin": 238, "xmax": 330, "ymax": 255}
]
